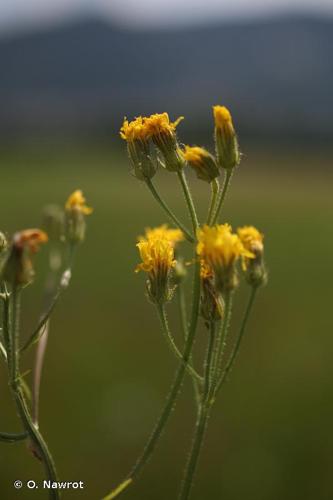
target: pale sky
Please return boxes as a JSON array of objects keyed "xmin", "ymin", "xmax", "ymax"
[{"xmin": 0, "ymin": 0, "xmax": 332, "ymax": 32}]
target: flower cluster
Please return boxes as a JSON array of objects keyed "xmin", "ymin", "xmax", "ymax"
[{"xmin": 110, "ymin": 104, "xmax": 268, "ymax": 500}]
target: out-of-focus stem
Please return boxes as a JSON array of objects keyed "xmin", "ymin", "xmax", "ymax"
[{"xmin": 8, "ymin": 286, "xmax": 59, "ymax": 500}]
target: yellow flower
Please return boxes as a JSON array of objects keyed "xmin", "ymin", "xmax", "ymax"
[
  {"xmin": 197, "ymin": 224, "xmax": 253, "ymax": 292},
  {"xmin": 237, "ymin": 226, "xmax": 263, "ymax": 253},
  {"xmin": 120, "ymin": 116, "xmax": 148, "ymax": 142},
  {"xmin": 182, "ymin": 145, "xmax": 219, "ymax": 182},
  {"xmin": 143, "ymin": 113, "xmax": 184, "ymax": 139},
  {"xmin": 65, "ymin": 190, "xmax": 93, "ymax": 215},
  {"xmin": 237, "ymin": 226, "xmax": 264, "ymax": 272},
  {"xmin": 142, "ymin": 224, "xmax": 184, "ymax": 247},
  {"xmin": 136, "ymin": 237, "xmax": 176, "ymax": 274}
]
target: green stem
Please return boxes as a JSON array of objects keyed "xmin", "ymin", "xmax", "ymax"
[
  {"xmin": 8, "ymin": 286, "xmax": 60, "ymax": 500},
  {"xmin": 21, "ymin": 266, "xmax": 72, "ymax": 352},
  {"xmin": 157, "ymin": 303, "xmax": 203, "ymax": 384},
  {"xmin": 103, "ymin": 258, "xmax": 201, "ymax": 500},
  {"xmin": 215, "ymin": 286, "xmax": 257, "ymax": 396},
  {"xmin": 145, "ymin": 179, "xmax": 194, "ymax": 242},
  {"xmin": 211, "ymin": 169, "xmax": 233, "ymax": 225},
  {"xmin": 203, "ymin": 321, "xmax": 216, "ymax": 402},
  {"xmin": 210, "ymin": 292, "xmax": 233, "ymax": 399},
  {"xmin": 178, "ymin": 320, "xmax": 216, "ymax": 500},
  {"xmin": 177, "ymin": 287, "xmax": 200, "ymax": 407},
  {"xmin": 177, "ymin": 170, "xmax": 199, "ymax": 232},
  {"xmin": 178, "ymin": 406, "xmax": 210, "ymax": 500},
  {"xmin": 207, "ymin": 178, "xmax": 220, "ymax": 225},
  {"xmin": 0, "ymin": 431, "xmax": 28, "ymax": 443}
]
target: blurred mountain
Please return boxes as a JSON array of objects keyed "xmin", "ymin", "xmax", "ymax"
[{"xmin": 0, "ymin": 14, "xmax": 332, "ymax": 140}]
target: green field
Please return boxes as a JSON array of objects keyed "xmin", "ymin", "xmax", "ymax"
[{"xmin": 0, "ymin": 142, "xmax": 332, "ymax": 499}]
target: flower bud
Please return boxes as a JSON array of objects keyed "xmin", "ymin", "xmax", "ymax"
[
  {"xmin": 213, "ymin": 105, "xmax": 240, "ymax": 170},
  {"xmin": 2, "ymin": 229, "xmax": 48, "ymax": 285},
  {"xmin": 182, "ymin": 145, "xmax": 219, "ymax": 183},
  {"xmin": 65, "ymin": 190, "xmax": 92, "ymax": 244},
  {"xmin": 238, "ymin": 226, "xmax": 267, "ymax": 288},
  {"xmin": 120, "ymin": 117, "xmax": 157, "ymax": 181}
]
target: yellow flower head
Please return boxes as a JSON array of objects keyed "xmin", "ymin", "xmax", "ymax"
[
  {"xmin": 65, "ymin": 190, "xmax": 93, "ymax": 215},
  {"xmin": 182, "ymin": 145, "xmax": 219, "ymax": 182},
  {"xmin": 197, "ymin": 224, "xmax": 253, "ymax": 292},
  {"xmin": 120, "ymin": 116, "xmax": 147, "ymax": 142},
  {"xmin": 197, "ymin": 224, "xmax": 249, "ymax": 269},
  {"xmin": 213, "ymin": 105, "xmax": 234, "ymax": 131},
  {"xmin": 142, "ymin": 224, "xmax": 184, "ymax": 247},
  {"xmin": 136, "ymin": 237, "xmax": 175, "ymax": 274},
  {"xmin": 237, "ymin": 225, "xmax": 264, "ymax": 273},
  {"xmin": 13, "ymin": 229, "xmax": 48, "ymax": 254},
  {"xmin": 182, "ymin": 145, "xmax": 210, "ymax": 165},
  {"xmin": 144, "ymin": 113, "xmax": 184, "ymax": 139},
  {"xmin": 237, "ymin": 226, "xmax": 264, "ymax": 254}
]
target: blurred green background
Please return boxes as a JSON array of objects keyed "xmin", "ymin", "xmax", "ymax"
[{"xmin": 0, "ymin": 139, "xmax": 332, "ymax": 499}]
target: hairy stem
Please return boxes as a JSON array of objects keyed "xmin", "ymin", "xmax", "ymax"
[
  {"xmin": 145, "ymin": 179, "xmax": 194, "ymax": 242},
  {"xmin": 157, "ymin": 303, "xmax": 202, "ymax": 384},
  {"xmin": 8, "ymin": 286, "xmax": 59, "ymax": 500},
  {"xmin": 207, "ymin": 178, "xmax": 220, "ymax": 225},
  {"xmin": 211, "ymin": 169, "xmax": 233, "ymax": 225},
  {"xmin": 215, "ymin": 286, "xmax": 257, "ymax": 396},
  {"xmin": 177, "ymin": 170, "xmax": 199, "ymax": 233},
  {"xmin": 103, "ymin": 258, "xmax": 201, "ymax": 500}
]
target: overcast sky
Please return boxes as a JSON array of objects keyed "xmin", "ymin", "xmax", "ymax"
[{"xmin": 1, "ymin": 0, "xmax": 333, "ymax": 32}]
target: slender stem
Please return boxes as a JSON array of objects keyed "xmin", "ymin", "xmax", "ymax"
[
  {"xmin": 103, "ymin": 258, "xmax": 201, "ymax": 500},
  {"xmin": 32, "ymin": 321, "xmax": 49, "ymax": 426},
  {"xmin": 145, "ymin": 179, "xmax": 194, "ymax": 242},
  {"xmin": 207, "ymin": 178, "xmax": 220, "ymax": 225},
  {"xmin": 0, "ymin": 431, "xmax": 28, "ymax": 443},
  {"xmin": 21, "ymin": 267, "xmax": 72, "ymax": 352},
  {"xmin": 203, "ymin": 321, "xmax": 216, "ymax": 402},
  {"xmin": 208, "ymin": 292, "xmax": 233, "ymax": 404},
  {"xmin": 177, "ymin": 287, "xmax": 200, "ymax": 406},
  {"xmin": 8, "ymin": 286, "xmax": 59, "ymax": 500},
  {"xmin": 211, "ymin": 169, "xmax": 233, "ymax": 225},
  {"xmin": 157, "ymin": 303, "xmax": 203, "ymax": 384},
  {"xmin": 178, "ymin": 320, "xmax": 216, "ymax": 500},
  {"xmin": 177, "ymin": 170, "xmax": 199, "ymax": 232},
  {"xmin": 215, "ymin": 286, "xmax": 258, "ymax": 396},
  {"xmin": 178, "ymin": 406, "xmax": 210, "ymax": 500}
]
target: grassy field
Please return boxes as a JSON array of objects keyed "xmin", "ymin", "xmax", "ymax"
[{"xmin": 0, "ymin": 141, "xmax": 332, "ymax": 499}]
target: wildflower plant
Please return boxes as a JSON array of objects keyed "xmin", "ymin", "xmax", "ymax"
[
  {"xmin": 105, "ymin": 106, "xmax": 267, "ymax": 500},
  {"xmin": 0, "ymin": 190, "xmax": 92, "ymax": 500}
]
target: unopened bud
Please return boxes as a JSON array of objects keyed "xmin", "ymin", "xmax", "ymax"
[
  {"xmin": 182, "ymin": 145, "xmax": 219, "ymax": 183},
  {"xmin": 213, "ymin": 105, "xmax": 240, "ymax": 170}
]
